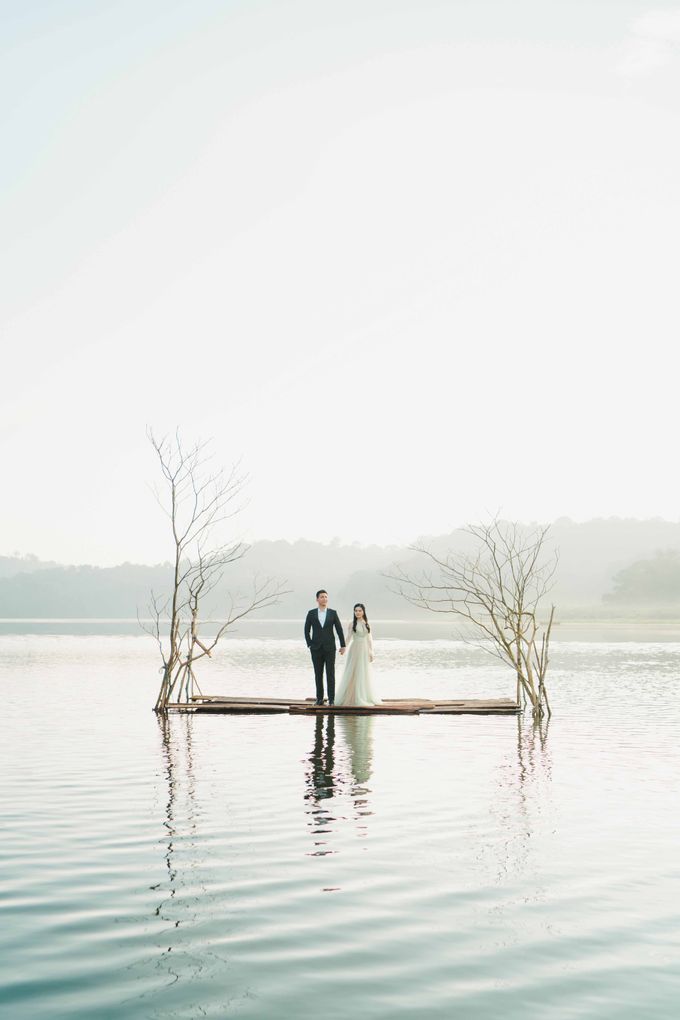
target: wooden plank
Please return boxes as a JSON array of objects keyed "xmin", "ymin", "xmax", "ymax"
[
  {"xmin": 380, "ymin": 699, "xmax": 435, "ymax": 706},
  {"xmin": 381, "ymin": 697, "xmax": 434, "ymax": 705},
  {"xmin": 419, "ymin": 706, "xmax": 519, "ymax": 715},
  {"xmin": 190, "ymin": 695, "xmax": 309, "ymax": 705},
  {"xmin": 193, "ymin": 703, "xmax": 290, "ymax": 714},
  {"xmin": 169, "ymin": 702, "xmax": 289, "ymax": 714},
  {"xmin": 429, "ymin": 699, "xmax": 517, "ymax": 707},
  {"xmin": 289, "ymin": 703, "xmax": 422, "ymax": 715}
]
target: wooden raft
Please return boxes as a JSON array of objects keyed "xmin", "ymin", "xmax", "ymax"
[{"xmin": 167, "ymin": 696, "xmax": 519, "ymax": 716}]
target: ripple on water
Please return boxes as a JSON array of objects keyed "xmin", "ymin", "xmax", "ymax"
[{"xmin": 1, "ymin": 635, "xmax": 680, "ymax": 1018}]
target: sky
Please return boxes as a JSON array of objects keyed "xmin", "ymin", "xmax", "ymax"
[{"xmin": 2, "ymin": 0, "xmax": 679, "ymax": 565}]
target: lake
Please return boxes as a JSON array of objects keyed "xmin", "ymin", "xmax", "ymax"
[{"xmin": 1, "ymin": 625, "xmax": 679, "ymax": 1018}]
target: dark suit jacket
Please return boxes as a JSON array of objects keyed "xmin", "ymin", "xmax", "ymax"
[{"xmin": 304, "ymin": 608, "xmax": 346, "ymax": 652}]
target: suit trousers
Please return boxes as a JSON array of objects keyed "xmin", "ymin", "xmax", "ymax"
[{"xmin": 310, "ymin": 646, "xmax": 336, "ymax": 703}]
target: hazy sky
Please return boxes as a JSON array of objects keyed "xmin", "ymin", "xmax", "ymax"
[{"xmin": 2, "ymin": 1, "xmax": 679, "ymax": 565}]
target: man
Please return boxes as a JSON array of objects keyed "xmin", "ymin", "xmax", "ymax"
[{"xmin": 304, "ymin": 589, "xmax": 346, "ymax": 706}]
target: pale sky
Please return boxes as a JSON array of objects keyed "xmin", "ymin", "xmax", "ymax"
[{"xmin": 2, "ymin": 1, "xmax": 679, "ymax": 565}]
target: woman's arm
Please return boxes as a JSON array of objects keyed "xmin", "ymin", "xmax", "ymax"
[{"xmin": 368, "ymin": 627, "xmax": 374, "ymax": 662}]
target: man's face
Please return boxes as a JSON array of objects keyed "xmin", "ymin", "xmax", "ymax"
[{"xmin": 317, "ymin": 592, "xmax": 329, "ymax": 609}]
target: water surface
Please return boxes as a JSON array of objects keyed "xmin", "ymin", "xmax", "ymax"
[{"xmin": 1, "ymin": 632, "xmax": 679, "ymax": 1018}]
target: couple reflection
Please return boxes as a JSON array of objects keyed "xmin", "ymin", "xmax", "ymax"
[{"xmin": 304, "ymin": 713, "xmax": 374, "ymax": 855}]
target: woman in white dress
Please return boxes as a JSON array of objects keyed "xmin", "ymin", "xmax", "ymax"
[{"xmin": 335, "ymin": 604, "xmax": 381, "ymax": 707}]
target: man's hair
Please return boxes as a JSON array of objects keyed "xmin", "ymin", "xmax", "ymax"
[{"xmin": 315, "ymin": 589, "xmax": 328, "ymax": 599}]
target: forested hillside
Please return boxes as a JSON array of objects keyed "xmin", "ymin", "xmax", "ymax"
[{"xmin": 2, "ymin": 518, "xmax": 680, "ymax": 619}]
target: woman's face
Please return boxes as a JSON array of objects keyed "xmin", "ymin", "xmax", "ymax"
[{"xmin": 354, "ymin": 605, "xmax": 364, "ymax": 619}]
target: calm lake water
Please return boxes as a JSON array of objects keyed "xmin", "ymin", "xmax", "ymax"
[{"xmin": 1, "ymin": 626, "xmax": 679, "ymax": 1018}]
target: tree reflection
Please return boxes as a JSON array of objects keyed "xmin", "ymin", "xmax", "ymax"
[
  {"xmin": 153, "ymin": 714, "xmax": 198, "ymax": 939},
  {"xmin": 130, "ymin": 715, "xmax": 232, "ymax": 1010},
  {"xmin": 490, "ymin": 714, "xmax": 553, "ymax": 886},
  {"xmin": 515, "ymin": 712, "xmax": 551, "ymax": 782}
]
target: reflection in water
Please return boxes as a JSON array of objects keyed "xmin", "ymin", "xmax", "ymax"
[
  {"xmin": 152, "ymin": 716, "xmax": 199, "ymax": 969},
  {"xmin": 304, "ymin": 715, "xmax": 338, "ymax": 856},
  {"xmin": 490, "ymin": 714, "xmax": 553, "ymax": 887},
  {"xmin": 338, "ymin": 716, "xmax": 374, "ymax": 840},
  {"xmin": 146, "ymin": 715, "xmax": 235, "ymax": 1006},
  {"xmin": 8, "ymin": 634, "xmax": 680, "ymax": 1020},
  {"xmin": 516, "ymin": 713, "xmax": 551, "ymax": 784},
  {"xmin": 156, "ymin": 714, "xmax": 189, "ymax": 912},
  {"xmin": 303, "ymin": 714, "xmax": 375, "ymax": 858},
  {"xmin": 338, "ymin": 715, "xmax": 374, "ymax": 786}
]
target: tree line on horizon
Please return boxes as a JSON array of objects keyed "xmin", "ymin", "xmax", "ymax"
[{"xmin": 3, "ymin": 518, "xmax": 680, "ymax": 618}]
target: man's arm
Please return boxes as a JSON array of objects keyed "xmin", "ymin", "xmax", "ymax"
[
  {"xmin": 304, "ymin": 611, "xmax": 313, "ymax": 648},
  {"xmin": 334, "ymin": 612, "xmax": 346, "ymax": 649}
]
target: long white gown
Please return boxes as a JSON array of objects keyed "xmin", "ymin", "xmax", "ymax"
[{"xmin": 336, "ymin": 621, "xmax": 381, "ymax": 707}]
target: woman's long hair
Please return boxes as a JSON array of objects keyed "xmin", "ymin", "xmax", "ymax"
[{"xmin": 352, "ymin": 603, "xmax": 370, "ymax": 632}]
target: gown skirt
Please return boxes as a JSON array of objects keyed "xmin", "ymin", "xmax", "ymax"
[{"xmin": 335, "ymin": 622, "xmax": 381, "ymax": 707}]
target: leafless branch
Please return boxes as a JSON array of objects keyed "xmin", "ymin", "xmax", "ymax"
[
  {"xmin": 386, "ymin": 519, "xmax": 557, "ymax": 719},
  {"xmin": 143, "ymin": 428, "xmax": 289, "ymax": 712}
]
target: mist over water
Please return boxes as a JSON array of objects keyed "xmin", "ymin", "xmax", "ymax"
[
  {"xmin": 2, "ymin": 632, "xmax": 679, "ymax": 1018},
  {"xmin": 4, "ymin": 517, "xmax": 680, "ymax": 622}
]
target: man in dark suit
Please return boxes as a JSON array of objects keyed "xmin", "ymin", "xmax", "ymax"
[{"xmin": 304, "ymin": 589, "xmax": 346, "ymax": 706}]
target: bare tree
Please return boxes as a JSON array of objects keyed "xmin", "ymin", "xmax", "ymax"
[
  {"xmin": 387, "ymin": 519, "xmax": 557, "ymax": 719},
  {"xmin": 142, "ymin": 429, "xmax": 286, "ymax": 713}
]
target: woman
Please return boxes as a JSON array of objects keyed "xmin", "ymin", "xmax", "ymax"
[{"xmin": 335, "ymin": 604, "xmax": 381, "ymax": 707}]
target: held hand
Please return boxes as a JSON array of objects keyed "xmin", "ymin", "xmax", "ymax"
[
  {"xmin": 340, "ymin": 647, "xmax": 346, "ymax": 655},
  {"xmin": 370, "ymin": 654, "xmax": 374, "ymax": 662}
]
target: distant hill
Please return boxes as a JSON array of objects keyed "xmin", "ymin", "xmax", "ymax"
[
  {"xmin": 2, "ymin": 518, "xmax": 680, "ymax": 620},
  {"xmin": 0, "ymin": 553, "xmax": 59, "ymax": 578},
  {"xmin": 546, "ymin": 517, "xmax": 680, "ymax": 607},
  {"xmin": 604, "ymin": 550, "xmax": 680, "ymax": 605},
  {"xmin": 0, "ymin": 562, "xmax": 173, "ymax": 618}
]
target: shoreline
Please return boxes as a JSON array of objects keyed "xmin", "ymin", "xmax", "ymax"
[{"xmin": 1, "ymin": 617, "xmax": 679, "ymax": 642}]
